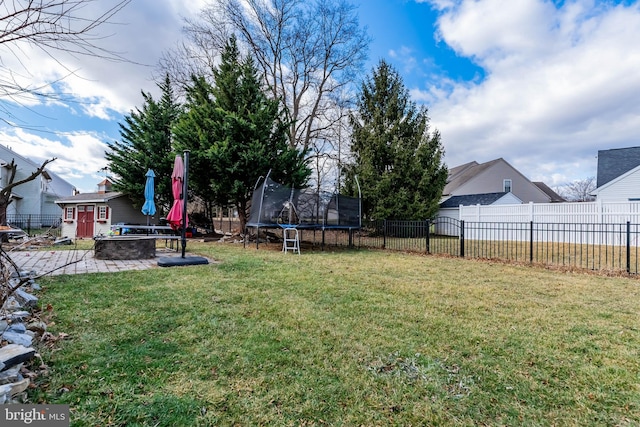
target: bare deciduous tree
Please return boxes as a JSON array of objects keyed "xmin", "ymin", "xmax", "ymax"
[
  {"xmin": 160, "ymin": 0, "xmax": 370, "ymax": 165},
  {"xmin": 555, "ymin": 177, "xmax": 596, "ymax": 202},
  {"xmin": 223, "ymin": 0, "xmax": 369, "ymax": 154}
]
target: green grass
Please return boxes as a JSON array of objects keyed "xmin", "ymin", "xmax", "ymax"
[{"xmin": 32, "ymin": 243, "xmax": 640, "ymax": 426}]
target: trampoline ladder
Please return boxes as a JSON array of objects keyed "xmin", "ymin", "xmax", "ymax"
[{"xmin": 282, "ymin": 227, "xmax": 300, "ymax": 255}]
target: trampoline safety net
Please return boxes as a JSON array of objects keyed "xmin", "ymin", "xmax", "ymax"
[{"xmin": 247, "ymin": 175, "xmax": 361, "ymax": 229}]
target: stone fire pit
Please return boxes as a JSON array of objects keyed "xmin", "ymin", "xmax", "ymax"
[{"xmin": 94, "ymin": 236, "xmax": 156, "ymax": 260}]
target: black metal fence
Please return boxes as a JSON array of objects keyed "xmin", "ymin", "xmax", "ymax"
[
  {"xmin": 290, "ymin": 218, "xmax": 640, "ymax": 275},
  {"xmin": 6, "ymin": 214, "xmax": 62, "ymax": 237}
]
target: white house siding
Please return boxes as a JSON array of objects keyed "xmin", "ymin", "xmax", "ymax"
[
  {"xmin": 42, "ymin": 171, "xmax": 75, "ymax": 216},
  {"xmin": 594, "ymin": 167, "xmax": 640, "ymax": 202},
  {"xmin": 12, "ymin": 178, "xmax": 46, "ymax": 217},
  {"xmin": 0, "ymin": 147, "xmax": 75, "ymax": 217},
  {"xmin": 451, "ymin": 160, "xmax": 550, "ymax": 203},
  {"xmin": 41, "ymin": 193, "xmax": 63, "ymax": 218}
]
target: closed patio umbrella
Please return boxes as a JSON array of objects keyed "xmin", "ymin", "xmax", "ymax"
[
  {"xmin": 141, "ymin": 169, "xmax": 156, "ymax": 226},
  {"xmin": 157, "ymin": 150, "xmax": 208, "ymax": 266},
  {"xmin": 166, "ymin": 155, "xmax": 187, "ymax": 231}
]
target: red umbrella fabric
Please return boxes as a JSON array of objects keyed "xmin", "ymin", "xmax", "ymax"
[{"xmin": 166, "ymin": 155, "xmax": 188, "ymax": 231}]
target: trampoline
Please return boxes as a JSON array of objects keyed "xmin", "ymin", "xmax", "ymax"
[{"xmin": 246, "ymin": 171, "xmax": 361, "ymax": 249}]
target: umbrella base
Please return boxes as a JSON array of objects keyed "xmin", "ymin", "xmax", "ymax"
[{"xmin": 157, "ymin": 256, "xmax": 209, "ymax": 267}]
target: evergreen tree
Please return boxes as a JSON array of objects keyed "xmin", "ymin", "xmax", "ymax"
[
  {"xmin": 173, "ymin": 36, "xmax": 309, "ymax": 231},
  {"xmin": 106, "ymin": 75, "xmax": 181, "ymax": 214},
  {"xmin": 345, "ymin": 60, "xmax": 447, "ymax": 221}
]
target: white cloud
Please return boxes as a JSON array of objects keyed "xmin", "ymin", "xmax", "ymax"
[
  {"xmin": 0, "ymin": 0, "xmax": 207, "ymax": 117},
  {"xmin": 0, "ymin": 128, "xmax": 110, "ymax": 193},
  {"xmin": 389, "ymin": 46, "xmax": 420, "ymax": 74},
  {"xmin": 418, "ymin": 0, "xmax": 640, "ymax": 186},
  {"xmin": 0, "ymin": 0, "xmax": 209, "ymax": 193}
]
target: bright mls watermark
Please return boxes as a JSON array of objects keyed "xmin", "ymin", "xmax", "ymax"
[{"xmin": 1, "ymin": 405, "xmax": 69, "ymax": 426}]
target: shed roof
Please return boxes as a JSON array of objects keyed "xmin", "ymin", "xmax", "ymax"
[{"xmin": 55, "ymin": 192, "xmax": 124, "ymax": 205}]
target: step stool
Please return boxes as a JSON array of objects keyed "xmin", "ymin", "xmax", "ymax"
[{"xmin": 282, "ymin": 227, "xmax": 300, "ymax": 255}]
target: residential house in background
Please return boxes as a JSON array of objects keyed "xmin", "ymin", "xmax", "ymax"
[
  {"xmin": 532, "ymin": 181, "xmax": 566, "ymax": 203},
  {"xmin": 438, "ymin": 158, "xmax": 564, "ymax": 220},
  {"xmin": 55, "ymin": 179, "xmax": 150, "ymax": 239},
  {"xmin": 442, "ymin": 158, "xmax": 558, "ymax": 204},
  {"xmin": 438, "ymin": 191, "xmax": 523, "ymax": 222},
  {"xmin": 591, "ymin": 146, "xmax": 640, "ymax": 202},
  {"xmin": 0, "ymin": 145, "xmax": 75, "ymax": 224}
]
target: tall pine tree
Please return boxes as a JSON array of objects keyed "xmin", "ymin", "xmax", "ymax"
[
  {"xmin": 345, "ymin": 60, "xmax": 447, "ymax": 221},
  {"xmin": 173, "ymin": 36, "xmax": 309, "ymax": 231},
  {"xmin": 106, "ymin": 75, "xmax": 181, "ymax": 213}
]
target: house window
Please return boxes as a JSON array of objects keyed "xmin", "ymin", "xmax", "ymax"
[
  {"xmin": 98, "ymin": 206, "xmax": 108, "ymax": 220},
  {"xmin": 503, "ymin": 179, "xmax": 512, "ymax": 193},
  {"xmin": 65, "ymin": 207, "xmax": 75, "ymax": 220}
]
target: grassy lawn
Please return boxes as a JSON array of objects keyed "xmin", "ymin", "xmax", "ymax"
[{"xmin": 32, "ymin": 243, "xmax": 640, "ymax": 426}]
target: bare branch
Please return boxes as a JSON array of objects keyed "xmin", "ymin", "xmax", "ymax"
[
  {"xmin": 555, "ymin": 177, "xmax": 596, "ymax": 202},
  {"xmin": 0, "ymin": 0, "xmax": 131, "ymax": 59},
  {"xmin": 0, "ymin": 0, "xmax": 132, "ymax": 117},
  {"xmin": 161, "ymin": 0, "xmax": 369, "ymax": 160}
]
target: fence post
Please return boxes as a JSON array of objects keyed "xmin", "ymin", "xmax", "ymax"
[
  {"xmin": 627, "ymin": 221, "xmax": 631, "ymax": 274},
  {"xmin": 27, "ymin": 215, "xmax": 31, "ymax": 235},
  {"xmin": 529, "ymin": 221, "xmax": 534, "ymax": 263},
  {"xmin": 460, "ymin": 220, "xmax": 465, "ymax": 257},
  {"xmin": 426, "ymin": 219, "xmax": 430, "ymax": 254}
]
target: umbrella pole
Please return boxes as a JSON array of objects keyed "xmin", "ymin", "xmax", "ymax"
[{"xmin": 181, "ymin": 150, "xmax": 190, "ymax": 258}]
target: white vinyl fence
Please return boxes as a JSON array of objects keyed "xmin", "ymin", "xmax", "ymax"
[
  {"xmin": 459, "ymin": 201, "xmax": 640, "ymax": 224},
  {"xmin": 439, "ymin": 201, "xmax": 640, "ymax": 246}
]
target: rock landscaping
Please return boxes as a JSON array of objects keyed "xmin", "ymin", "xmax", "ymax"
[{"xmin": 0, "ymin": 254, "xmax": 65, "ymax": 404}]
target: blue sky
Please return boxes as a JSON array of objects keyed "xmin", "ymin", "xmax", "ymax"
[{"xmin": 0, "ymin": 0, "xmax": 639, "ymax": 195}]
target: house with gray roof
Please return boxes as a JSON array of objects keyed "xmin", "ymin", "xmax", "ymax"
[
  {"xmin": 592, "ymin": 146, "xmax": 640, "ymax": 202},
  {"xmin": 442, "ymin": 158, "xmax": 556, "ymax": 204},
  {"xmin": 438, "ymin": 158, "xmax": 563, "ymax": 222}
]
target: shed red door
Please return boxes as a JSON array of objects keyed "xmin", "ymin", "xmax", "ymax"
[{"xmin": 77, "ymin": 205, "xmax": 94, "ymax": 238}]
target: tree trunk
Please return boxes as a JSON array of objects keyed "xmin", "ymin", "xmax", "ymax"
[
  {"xmin": 0, "ymin": 197, "xmax": 9, "ymax": 226},
  {"xmin": 237, "ymin": 200, "xmax": 247, "ymax": 233}
]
